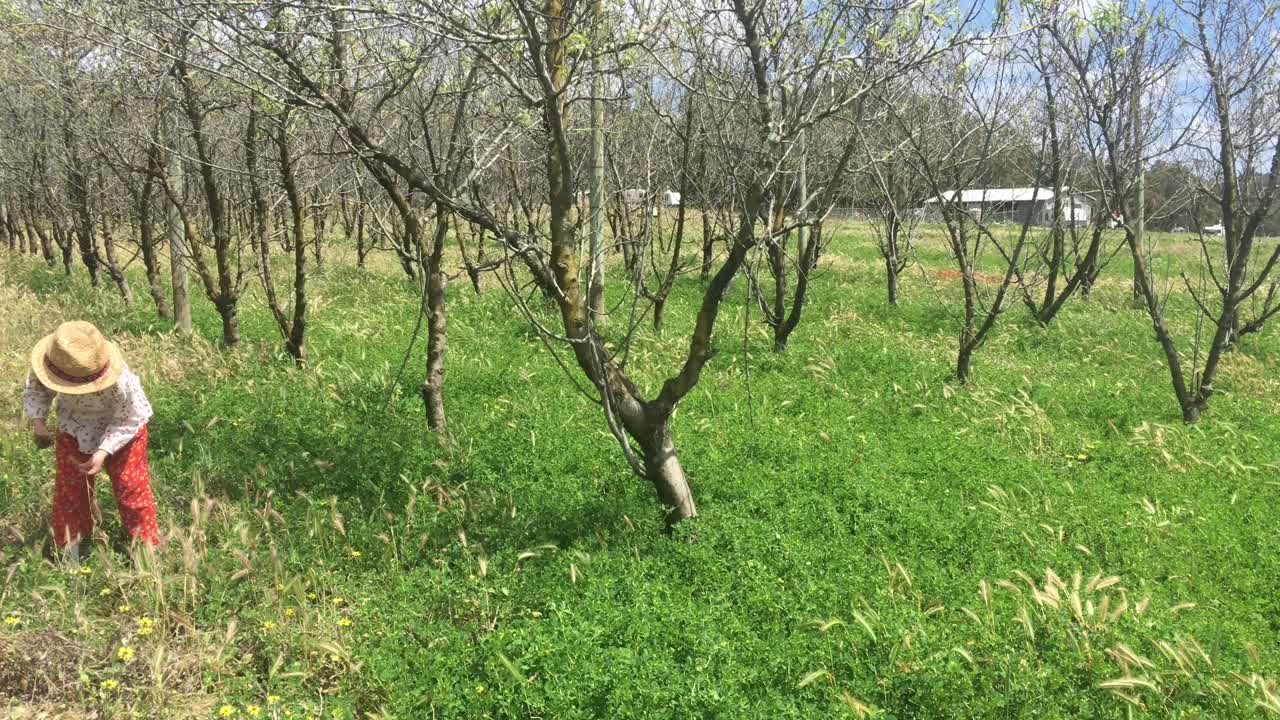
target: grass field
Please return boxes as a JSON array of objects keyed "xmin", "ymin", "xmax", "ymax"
[{"xmin": 1, "ymin": 224, "xmax": 1278, "ymax": 719}]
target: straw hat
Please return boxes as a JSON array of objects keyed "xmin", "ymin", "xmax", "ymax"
[{"xmin": 29, "ymin": 321, "xmax": 124, "ymax": 395}]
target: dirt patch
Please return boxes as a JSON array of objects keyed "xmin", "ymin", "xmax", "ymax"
[{"xmin": 0, "ymin": 631, "xmax": 82, "ymax": 706}]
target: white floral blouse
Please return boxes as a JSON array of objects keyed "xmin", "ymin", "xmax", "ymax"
[{"xmin": 22, "ymin": 366, "xmax": 154, "ymax": 455}]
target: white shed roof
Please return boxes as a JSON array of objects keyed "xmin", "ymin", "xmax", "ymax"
[{"xmin": 926, "ymin": 187, "xmax": 1085, "ymax": 204}]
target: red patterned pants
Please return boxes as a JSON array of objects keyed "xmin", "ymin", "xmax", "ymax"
[{"xmin": 53, "ymin": 425, "xmax": 159, "ymax": 546}]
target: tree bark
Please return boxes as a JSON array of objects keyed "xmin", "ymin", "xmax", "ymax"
[
  {"xmin": 587, "ymin": 16, "xmax": 606, "ymax": 325},
  {"xmin": 254, "ymin": 108, "xmax": 308, "ymax": 365},
  {"xmin": 311, "ymin": 194, "xmax": 325, "ymax": 271},
  {"xmin": 637, "ymin": 415, "xmax": 697, "ymax": 525},
  {"xmin": 97, "ymin": 208, "xmax": 135, "ymax": 305},
  {"xmin": 177, "ymin": 48, "xmax": 243, "ymax": 348},
  {"xmin": 956, "ymin": 342, "xmax": 974, "ymax": 384},
  {"xmin": 0, "ymin": 201, "xmax": 10, "ymax": 251},
  {"xmin": 419, "ymin": 208, "xmax": 449, "ymax": 433},
  {"xmin": 167, "ymin": 145, "xmax": 194, "ymax": 335},
  {"xmin": 137, "ymin": 169, "xmax": 172, "ymax": 320},
  {"xmin": 700, "ymin": 210, "xmax": 713, "ymax": 281},
  {"xmin": 35, "ymin": 216, "xmax": 62, "ymax": 270},
  {"xmin": 216, "ymin": 299, "xmax": 241, "ymax": 347}
]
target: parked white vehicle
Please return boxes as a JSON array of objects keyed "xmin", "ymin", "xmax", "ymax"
[{"xmin": 1202, "ymin": 224, "xmax": 1225, "ymax": 235}]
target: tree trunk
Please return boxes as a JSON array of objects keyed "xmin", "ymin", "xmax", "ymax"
[
  {"xmin": 286, "ymin": 225, "xmax": 308, "ymax": 364},
  {"xmin": 138, "ymin": 175, "xmax": 172, "ymax": 320},
  {"xmin": 355, "ymin": 200, "xmax": 367, "ymax": 268},
  {"xmin": 638, "ymin": 415, "xmax": 698, "ymax": 526},
  {"xmin": 98, "ymin": 211, "xmax": 135, "ymax": 306},
  {"xmin": 312, "ymin": 196, "xmax": 324, "ymax": 270},
  {"xmin": 55, "ymin": 224, "xmax": 70, "ymax": 271},
  {"xmin": 701, "ymin": 211, "xmax": 714, "ymax": 281},
  {"xmin": 260, "ymin": 109, "xmax": 308, "ymax": 366},
  {"xmin": 587, "ymin": 29, "xmax": 606, "ymax": 326},
  {"xmin": 956, "ymin": 342, "xmax": 974, "ymax": 385},
  {"xmin": 0, "ymin": 201, "xmax": 10, "ymax": 251},
  {"xmin": 216, "ymin": 300, "xmax": 240, "ymax": 347},
  {"xmin": 419, "ymin": 210, "xmax": 449, "ymax": 434},
  {"xmin": 886, "ymin": 256, "xmax": 899, "ymax": 306},
  {"xmin": 167, "ymin": 147, "xmax": 194, "ymax": 335},
  {"xmin": 6, "ymin": 205, "xmax": 24, "ymax": 253},
  {"xmin": 885, "ymin": 214, "xmax": 901, "ymax": 306}
]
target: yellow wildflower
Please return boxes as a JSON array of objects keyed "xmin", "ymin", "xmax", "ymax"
[
  {"xmin": 102, "ymin": 679, "xmax": 119, "ymax": 690},
  {"xmin": 246, "ymin": 705, "xmax": 262, "ymax": 718},
  {"xmin": 267, "ymin": 695, "xmax": 281, "ymax": 705},
  {"xmin": 349, "ymin": 550, "xmax": 361, "ymax": 559},
  {"xmin": 99, "ymin": 588, "xmax": 112, "ymax": 597},
  {"xmin": 331, "ymin": 597, "xmax": 344, "ymax": 606},
  {"xmin": 117, "ymin": 603, "xmax": 131, "ymax": 613},
  {"xmin": 262, "ymin": 621, "xmax": 276, "ymax": 630},
  {"xmin": 476, "ymin": 684, "xmax": 486, "ymax": 694},
  {"xmin": 117, "ymin": 646, "xmax": 135, "ymax": 662},
  {"xmin": 76, "ymin": 566, "xmax": 93, "ymax": 576},
  {"xmin": 306, "ymin": 592, "xmax": 317, "ymax": 601},
  {"xmin": 4, "ymin": 615, "xmax": 19, "ymax": 626},
  {"xmin": 137, "ymin": 617, "xmax": 154, "ymax": 636},
  {"xmin": 219, "ymin": 705, "xmax": 237, "ymax": 717},
  {"xmin": 285, "ymin": 607, "xmax": 295, "ymax": 618},
  {"xmin": 337, "ymin": 618, "xmax": 352, "ymax": 628}
]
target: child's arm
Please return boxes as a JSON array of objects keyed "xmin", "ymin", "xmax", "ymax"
[
  {"xmin": 96, "ymin": 370, "xmax": 153, "ymax": 457},
  {"xmin": 22, "ymin": 372, "xmax": 55, "ymax": 447}
]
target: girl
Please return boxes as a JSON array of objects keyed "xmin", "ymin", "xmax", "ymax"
[{"xmin": 23, "ymin": 321, "xmax": 159, "ymax": 559}]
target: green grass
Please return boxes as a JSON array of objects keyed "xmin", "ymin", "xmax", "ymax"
[{"xmin": 1, "ymin": 225, "xmax": 1278, "ymax": 719}]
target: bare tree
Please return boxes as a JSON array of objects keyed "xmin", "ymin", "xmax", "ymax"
[
  {"xmin": 859, "ymin": 90, "xmax": 925, "ymax": 306},
  {"xmin": 166, "ymin": 23, "xmax": 251, "ymax": 346},
  {"xmin": 1179, "ymin": 0, "xmax": 1280, "ymax": 344},
  {"xmin": 247, "ymin": 104, "xmax": 308, "ymax": 364},
  {"xmin": 892, "ymin": 39, "xmax": 1037, "ymax": 383},
  {"xmin": 1115, "ymin": 0, "xmax": 1280, "ymax": 422}
]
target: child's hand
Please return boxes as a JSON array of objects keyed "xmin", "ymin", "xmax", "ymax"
[
  {"xmin": 77, "ymin": 450, "xmax": 109, "ymax": 477},
  {"xmin": 32, "ymin": 420, "xmax": 54, "ymax": 449}
]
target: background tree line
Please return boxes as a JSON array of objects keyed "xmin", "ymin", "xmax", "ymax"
[{"xmin": 1, "ymin": 0, "xmax": 1278, "ymax": 519}]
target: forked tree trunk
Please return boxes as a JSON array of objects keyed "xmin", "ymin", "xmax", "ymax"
[
  {"xmin": 70, "ymin": 195, "xmax": 99, "ymax": 286},
  {"xmin": 98, "ymin": 211, "xmax": 135, "ymax": 306},
  {"xmin": 254, "ymin": 109, "xmax": 308, "ymax": 366},
  {"xmin": 55, "ymin": 225, "xmax": 70, "ymax": 271},
  {"xmin": 137, "ymin": 173, "xmax": 172, "ymax": 320},
  {"xmin": 40, "ymin": 218, "xmax": 64, "ymax": 271}
]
